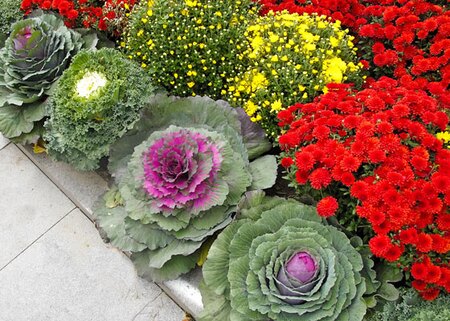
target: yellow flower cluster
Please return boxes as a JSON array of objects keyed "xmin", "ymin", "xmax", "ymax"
[
  {"xmin": 122, "ymin": 0, "xmax": 258, "ymax": 99},
  {"xmin": 437, "ymin": 131, "xmax": 450, "ymax": 148},
  {"xmin": 226, "ymin": 11, "xmax": 365, "ymax": 137}
]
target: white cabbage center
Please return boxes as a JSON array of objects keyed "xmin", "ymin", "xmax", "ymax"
[{"xmin": 75, "ymin": 71, "xmax": 107, "ymax": 98}]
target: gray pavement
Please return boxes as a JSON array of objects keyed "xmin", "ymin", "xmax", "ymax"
[{"xmin": 0, "ymin": 134, "xmax": 185, "ymax": 321}]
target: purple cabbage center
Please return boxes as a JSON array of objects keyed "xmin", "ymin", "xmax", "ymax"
[
  {"xmin": 142, "ymin": 129, "xmax": 222, "ymax": 212},
  {"xmin": 275, "ymin": 251, "xmax": 320, "ymax": 303},
  {"xmin": 13, "ymin": 26, "xmax": 33, "ymax": 51},
  {"xmin": 285, "ymin": 251, "xmax": 317, "ymax": 283}
]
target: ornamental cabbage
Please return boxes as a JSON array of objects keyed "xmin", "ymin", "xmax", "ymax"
[
  {"xmin": 94, "ymin": 95, "xmax": 276, "ymax": 281},
  {"xmin": 199, "ymin": 192, "xmax": 367, "ymax": 321},
  {"xmin": 44, "ymin": 48, "xmax": 156, "ymax": 170},
  {"xmin": 0, "ymin": 12, "xmax": 97, "ymax": 143}
]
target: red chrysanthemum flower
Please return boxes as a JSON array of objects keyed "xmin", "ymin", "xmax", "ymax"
[
  {"xmin": 412, "ymin": 280, "xmax": 428, "ymax": 291},
  {"xmin": 367, "ymin": 210, "xmax": 386, "ymax": 226},
  {"xmin": 295, "ymin": 170, "xmax": 309, "ymax": 185},
  {"xmin": 425, "ymin": 264, "xmax": 442, "ymax": 284},
  {"xmin": 384, "ymin": 244, "xmax": 403, "ymax": 262},
  {"xmin": 312, "ymin": 125, "xmax": 330, "ymax": 140},
  {"xmin": 295, "ymin": 151, "xmax": 315, "ymax": 171},
  {"xmin": 309, "ymin": 168, "xmax": 332, "ymax": 189},
  {"xmin": 411, "ymin": 262, "xmax": 428, "ymax": 281},
  {"xmin": 280, "ymin": 157, "xmax": 294, "ymax": 168},
  {"xmin": 437, "ymin": 213, "xmax": 450, "ymax": 231},
  {"xmin": 416, "ymin": 233, "xmax": 433, "ymax": 253},
  {"xmin": 420, "ymin": 288, "xmax": 440, "ymax": 301},
  {"xmin": 340, "ymin": 154, "xmax": 361, "ymax": 172},
  {"xmin": 399, "ymin": 227, "xmax": 418, "ymax": 245},
  {"xmin": 316, "ymin": 196, "xmax": 339, "ymax": 218},
  {"xmin": 369, "ymin": 234, "xmax": 392, "ymax": 257},
  {"xmin": 431, "ymin": 234, "xmax": 450, "ymax": 254},
  {"xmin": 340, "ymin": 172, "xmax": 355, "ymax": 186},
  {"xmin": 432, "ymin": 173, "xmax": 450, "ymax": 193}
]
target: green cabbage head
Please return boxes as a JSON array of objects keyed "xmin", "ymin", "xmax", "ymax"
[
  {"xmin": 199, "ymin": 192, "xmax": 367, "ymax": 321},
  {"xmin": 94, "ymin": 95, "xmax": 277, "ymax": 281},
  {"xmin": 44, "ymin": 48, "xmax": 156, "ymax": 170},
  {"xmin": 0, "ymin": 12, "xmax": 97, "ymax": 143}
]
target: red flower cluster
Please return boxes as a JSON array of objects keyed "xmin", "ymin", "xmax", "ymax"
[
  {"xmin": 359, "ymin": 0, "xmax": 450, "ymax": 92},
  {"xmin": 278, "ymin": 78, "xmax": 450, "ymax": 299},
  {"xmin": 20, "ymin": 0, "xmax": 136, "ymax": 33},
  {"xmin": 257, "ymin": 0, "xmax": 450, "ymax": 108},
  {"xmin": 255, "ymin": 0, "xmax": 368, "ymax": 30}
]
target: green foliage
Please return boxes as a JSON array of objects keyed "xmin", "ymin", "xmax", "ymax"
[
  {"xmin": 122, "ymin": 0, "xmax": 258, "ymax": 99},
  {"xmin": 44, "ymin": 48, "xmax": 156, "ymax": 170},
  {"xmin": 0, "ymin": 0, "xmax": 23, "ymax": 46},
  {"xmin": 200, "ymin": 192, "xmax": 369, "ymax": 321},
  {"xmin": 365, "ymin": 287, "xmax": 450, "ymax": 321},
  {"xmin": 0, "ymin": 12, "xmax": 98, "ymax": 143},
  {"xmin": 94, "ymin": 95, "xmax": 276, "ymax": 281}
]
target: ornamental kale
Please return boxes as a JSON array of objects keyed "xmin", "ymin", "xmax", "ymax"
[
  {"xmin": 94, "ymin": 95, "xmax": 276, "ymax": 281},
  {"xmin": 44, "ymin": 48, "xmax": 156, "ymax": 170},
  {"xmin": 199, "ymin": 192, "xmax": 367, "ymax": 321},
  {"xmin": 0, "ymin": 12, "xmax": 97, "ymax": 143}
]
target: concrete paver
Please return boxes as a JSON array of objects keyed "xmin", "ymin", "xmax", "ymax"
[
  {"xmin": 0, "ymin": 133, "xmax": 9, "ymax": 150},
  {"xmin": 0, "ymin": 144, "xmax": 76, "ymax": 268},
  {"xmin": 17, "ymin": 145, "xmax": 109, "ymax": 219},
  {"xmin": 133, "ymin": 292, "xmax": 187, "ymax": 321},
  {"xmin": 0, "ymin": 209, "xmax": 184, "ymax": 321}
]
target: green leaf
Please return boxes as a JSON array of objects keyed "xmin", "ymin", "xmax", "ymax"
[
  {"xmin": 22, "ymin": 100, "xmax": 47, "ymax": 122},
  {"xmin": 124, "ymin": 218, "xmax": 173, "ymax": 251},
  {"xmin": 190, "ymin": 206, "xmax": 231, "ymax": 231},
  {"xmin": 198, "ymin": 281, "xmax": 233, "ymax": 321},
  {"xmin": 132, "ymin": 250, "xmax": 200, "ymax": 282},
  {"xmin": 202, "ymin": 220, "xmax": 248, "ymax": 296},
  {"xmin": 248, "ymin": 155, "xmax": 277, "ymax": 190},
  {"xmin": 10, "ymin": 122, "xmax": 44, "ymax": 145},
  {"xmin": 0, "ymin": 105, "xmax": 33, "ymax": 138},
  {"xmin": 146, "ymin": 239, "xmax": 203, "ymax": 269},
  {"xmin": 176, "ymin": 208, "xmax": 234, "ymax": 242},
  {"xmin": 233, "ymin": 107, "xmax": 272, "ymax": 160},
  {"xmin": 103, "ymin": 186, "xmax": 124, "ymax": 208},
  {"xmin": 94, "ymin": 203, "xmax": 146, "ymax": 252}
]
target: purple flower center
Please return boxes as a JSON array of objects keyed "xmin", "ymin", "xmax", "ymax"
[
  {"xmin": 142, "ymin": 129, "xmax": 222, "ymax": 212},
  {"xmin": 285, "ymin": 251, "xmax": 317, "ymax": 283},
  {"xmin": 13, "ymin": 26, "xmax": 33, "ymax": 51}
]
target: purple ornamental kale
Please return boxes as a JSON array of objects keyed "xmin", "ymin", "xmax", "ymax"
[{"xmin": 142, "ymin": 129, "xmax": 222, "ymax": 212}]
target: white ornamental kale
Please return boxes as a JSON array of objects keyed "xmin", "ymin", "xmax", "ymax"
[
  {"xmin": 199, "ymin": 192, "xmax": 368, "ymax": 321},
  {"xmin": 94, "ymin": 95, "xmax": 277, "ymax": 281},
  {"xmin": 44, "ymin": 48, "xmax": 156, "ymax": 170}
]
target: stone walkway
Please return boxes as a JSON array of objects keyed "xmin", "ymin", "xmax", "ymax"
[{"xmin": 0, "ymin": 134, "xmax": 185, "ymax": 321}]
